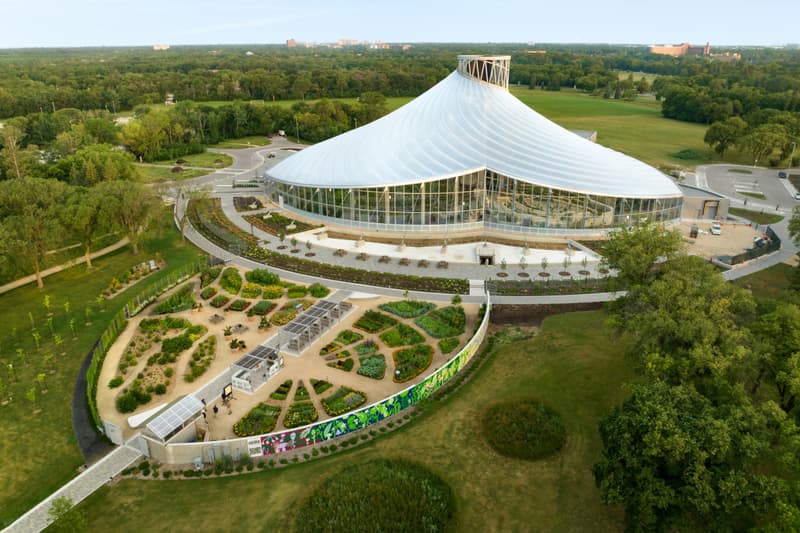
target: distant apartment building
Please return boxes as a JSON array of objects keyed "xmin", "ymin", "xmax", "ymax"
[
  {"xmin": 152, "ymin": 44, "xmax": 170, "ymax": 51},
  {"xmin": 649, "ymin": 42, "xmax": 710, "ymax": 57},
  {"xmin": 286, "ymin": 38, "xmax": 297, "ymax": 48}
]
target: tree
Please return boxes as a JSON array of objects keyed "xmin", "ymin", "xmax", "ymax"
[
  {"xmin": 751, "ymin": 303, "xmax": 800, "ymax": 413},
  {"xmin": 0, "ymin": 177, "xmax": 68, "ymax": 288},
  {"xmin": 61, "ymin": 186, "xmax": 106, "ymax": 268},
  {"xmin": 47, "ymin": 496, "xmax": 87, "ymax": 532},
  {"xmin": 704, "ymin": 116, "xmax": 748, "ymax": 156},
  {"xmin": 0, "ymin": 122, "xmax": 28, "ymax": 179},
  {"xmin": 601, "ymin": 222, "xmax": 684, "ymax": 287},
  {"xmin": 594, "ymin": 382, "xmax": 785, "ymax": 533},
  {"xmin": 738, "ymin": 123, "xmax": 788, "ymax": 165},
  {"xmin": 96, "ymin": 180, "xmax": 160, "ymax": 254}
]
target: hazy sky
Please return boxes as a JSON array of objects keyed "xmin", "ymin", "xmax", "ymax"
[{"xmin": 1, "ymin": 0, "xmax": 797, "ymax": 48}]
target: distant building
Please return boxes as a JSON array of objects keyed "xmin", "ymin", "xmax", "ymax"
[
  {"xmin": 649, "ymin": 42, "xmax": 710, "ymax": 57},
  {"xmin": 152, "ymin": 44, "xmax": 170, "ymax": 51},
  {"xmin": 286, "ymin": 39, "xmax": 297, "ymax": 48},
  {"xmin": 165, "ymin": 94, "xmax": 175, "ymax": 106}
]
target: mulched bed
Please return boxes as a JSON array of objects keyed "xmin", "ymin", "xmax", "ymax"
[
  {"xmin": 517, "ymin": 272, "xmax": 530, "ymax": 278},
  {"xmin": 538, "ymin": 272, "xmax": 550, "ymax": 278}
]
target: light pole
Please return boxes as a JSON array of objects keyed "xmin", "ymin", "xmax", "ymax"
[
  {"xmin": 294, "ymin": 116, "xmax": 299, "ymax": 144},
  {"xmin": 791, "ymin": 142, "xmax": 797, "ymax": 166}
]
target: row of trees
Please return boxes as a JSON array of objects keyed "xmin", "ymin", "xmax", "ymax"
[
  {"xmin": 594, "ymin": 223, "xmax": 800, "ymax": 531},
  {"xmin": 0, "ymin": 177, "xmax": 159, "ymax": 288},
  {"xmin": 704, "ymin": 110, "xmax": 800, "ymax": 165}
]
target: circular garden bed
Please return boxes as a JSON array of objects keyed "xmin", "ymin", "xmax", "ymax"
[
  {"xmin": 295, "ymin": 459, "xmax": 454, "ymax": 533},
  {"xmin": 496, "ymin": 272, "xmax": 508, "ymax": 278},
  {"xmin": 517, "ymin": 272, "xmax": 529, "ymax": 278},
  {"xmin": 480, "ymin": 399, "xmax": 566, "ymax": 460},
  {"xmin": 538, "ymin": 272, "xmax": 550, "ymax": 278},
  {"xmin": 304, "ymin": 252, "xmax": 316, "ymax": 257},
  {"xmin": 558, "ymin": 271, "xmax": 571, "ymax": 277},
  {"xmin": 578, "ymin": 270, "xmax": 591, "ymax": 276}
]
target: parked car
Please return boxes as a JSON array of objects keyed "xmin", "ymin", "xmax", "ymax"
[
  {"xmin": 710, "ymin": 223, "xmax": 722, "ymax": 235},
  {"xmin": 779, "ymin": 170, "xmax": 788, "ymax": 178}
]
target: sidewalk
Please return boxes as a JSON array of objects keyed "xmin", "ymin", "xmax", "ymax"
[{"xmin": 0, "ymin": 238, "xmax": 130, "ymax": 296}]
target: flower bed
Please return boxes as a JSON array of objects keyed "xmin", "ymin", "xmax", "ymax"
[
  {"xmin": 210, "ymin": 295, "xmax": 230, "ymax": 308},
  {"xmin": 269, "ymin": 379, "xmax": 293, "ymax": 401},
  {"xmin": 380, "ymin": 324, "xmax": 426, "ymax": 347},
  {"xmin": 336, "ymin": 329, "xmax": 363, "ymax": 346},
  {"xmin": 354, "ymin": 310, "xmax": 398, "ymax": 333},
  {"xmin": 271, "ymin": 308, "xmax": 297, "ymax": 326},
  {"xmin": 320, "ymin": 342, "xmax": 341, "ymax": 356},
  {"xmin": 245, "ymin": 268, "xmax": 281, "ymax": 286},
  {"xmin": 187, "ymin": 198, "xmax": 258, "ymax": 251},
  {"xmin": 240, "ymin": 282, "xmax": 262, "ymax": 299},
  {"xmin": 233, "ymin": 196, "xmax": 263, "ymax": 212},
  {"xmin": 321, "ymin": 386, "xmax": 367, "ymax": 416},
  {"xmin": 378, "ymin": 300, "xmax": 435, "ymax": 318},
  {"xmin": 200, "ymin": 266, "xmax": 222, "ymax": 288},
  {"xmin": 328, "ymin": 358, "xmax": 354, "ymax": 372},
  {"xmin": 294, "ymin": 382, "xmax": 310, "ymax": 401},
  {"xmin": 308, "ymin": 283, "xmax": 330, "ymax": 298},
  {"xmin": 357, "ymin": 354, "xmax": 386, "ymax": 380},
  {"xmin": 185, "ymin": 335, "xmax": 217, "ymax": 382},
  {"xmin": 154, "ymin": 283, "xmax": 195, "ymax": 314},
  {"xmin": 284, "ymin": 401, "xmax": 319, "ymax": 428},
  {"xmin": 227, "ymin": 299, "xmax": 251, "ymax": 312},
  {"xmin": 355, "ymin": 340, "xmax": 378, "ymax": 356},
  {"xmin": 393, "ymin": 344, "xmax": 433, "ymax": 382},
  {"xmin": 233, "ymin": 403, "xmax": 281, "ymax": 437},
  {"xmin": 220, "ymin": 267, "xmax": 242, "ymax": 295},
  {"xmin": 414, "ymin": 306, "xmax": 465, "ymax": 338},
  {"xmin": 286, "ymin": 284, "xmax": 308, "ymax": 298},
  {"xmin": 101, "ymin": 260, "xmax": 161, "ymax": 298},
  {"xmin": 243, "ymin": 212, "xmax": 321, "ymax": 236},
  {"xmin": 248, "ymin": 300, "xmax": 277, "ymax": 316},
  {"xmin": 261, "ymin": 285, "xmax": 284, "ymax": 299},
  {"xmin": 200, "ymin": 286, "xmax": 218, "ymax": 300},
  {"xmin": 437, "ymin": 337, "xmax": 460, "ymax": 354},
  {"xmin": 311, "ymin": 378, "xmax": 333, "ymax": 395}
]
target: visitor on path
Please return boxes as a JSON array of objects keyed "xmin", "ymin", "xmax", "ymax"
[{"xmin": 213, "ymin": 405, "xmax": 219, "ymax": 417}]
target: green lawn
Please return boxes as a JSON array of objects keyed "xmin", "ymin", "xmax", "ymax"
[
  {"xmin": 728, "ymin": 207, "xmax": 784, "ymax": 225},
  {"xmin": 134, "ymin": 164, "xmax": 208, "ymax": 183},
  {"xmin": 0, "ymin": 211, "xmax": 204, "ymax": 528},
  {"xmin": 733, "ymin": 262, "xmax": 794, "ymax": 299},
  {"xmin": 77, "ymin": 311, "xmax": 631, "ymax": 532},
  {"xmin": 210, "ymin": 136, "xmax": 273, "ymax": 149},
  {"xmin": 150, "ymin": 152, "xmax": 233, "ymax": 168}
]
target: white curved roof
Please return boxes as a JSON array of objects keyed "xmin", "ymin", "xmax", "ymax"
[{"xmin": 268, "ymin": 71, "xmax": 682, "ymax": 199}]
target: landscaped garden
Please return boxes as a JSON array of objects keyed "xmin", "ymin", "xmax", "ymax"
[
  {"xmin": 270, "ymin": 380, "xmax": 293, "ymax": 401},
  {"xmin": 357, "ymin": 354, "xmax": 386, "ymax": 380},
  {"xmin": 320, "ymin": 386, "xmax": 367, "ymax": 416},
  {"xmin": 233, "ymin": 403, "xmax": 282, "ymax": 437},
  {"xmin": 393, "ymin": 344, "xmax": 434, "ymax": 382},
  {"xmin": 184, "ymin": 335, "xmax": 217, "ymax": 383},
  {"xmin": 283, "ymin": 401, "xmax": 319, "ymax": 428},
  {"xmin": 243, "ymin": 212, "xmax": 321, "ymax": 236},
  {"xmin": 379, "ymin": 323, "xmax": 426, "ymax": 347},
  {"xmin": 335, "ymin": 329, "xmax": 363, "ymax": 345},
  {"xmin": 414, "ymin": 305, "xmax": 465, "ymax": 338},
  {"xmin": 353, "ymin": 310, "xmax": 398, "ymax": 333},
  {"xmin": 378, "ymin": 300, "xmax": 435, "ymax": 318}
]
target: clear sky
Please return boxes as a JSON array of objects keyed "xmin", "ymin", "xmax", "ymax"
[{"xmin": 1, "ymin": 0, "xmax": 798, "ymax": 49}]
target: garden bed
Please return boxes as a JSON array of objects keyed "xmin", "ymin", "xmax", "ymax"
[
  {"xmin": 200, "ymin": 266, "xmax": 222, "ymax": 288},
  {"xmin": 353, "ymin": 310, "xmax": 398, "ymax": 333},
  {"xmin": 355, "ymin": 340, "xmax": 378, "ymax": 356},
  {"xmin": 240, "ymin": 283, "xmax": 262, "ymax": 299},
  {"xmin": 233, "ymin": 403, "xmax": 281, "ymax": 437},
  {"xmin": 327, "ymin": 358, "xmax": 354, "ymax": 372},
  {"xmin": 243, "ymin": 212, "xmax": 322, "ymax": 236},
  {"xmin": 248, "ymin": 300, "xmax": 277, "ymax": 316},
  {"xmin": 357, "ymin": 354, "xmax": 387, "ymax": 380},
  {"xmin": 379, "ymin": 300, "xmax": 435, "ymax": 318},
  {"xmin": 220, "ymin": 267, "xmax": 243, "ymax": 295},
  {"xmin": 437, "ymin": 337, "xmax": 460, "ymax": 354},
  {"xmin": 380, "ymin": 323, "xmax": 426, "ymax": 347},
  {"xmin": 184, "ymin": 335, "xmax": 217, "ymax": 382},
  {"xmin": 200, "ymin": 286, "xmax": 218, "ymax": 300},
  {"xmin": 310, "ymin": 378, "xmax": 333, "ymax": 395},
  {"xmin": 320, "ymin": 386, "xmax": 367, "ymax": 416},
  {"xmin": 284, "ymin": 401, "xmax": 319, "ymax": 428},
  {"xmin": 269, "ymin": 379, "xmax": 293, "ymax": 401},
  {"xmin": 414, "ymin": 306, "xmax": 465, "ymax": 338},
  {"xmin": 335, "ymin": 329, "xmax": 363, "ymax": 345},
  {"xmin": 210, "ymin": 294, "xmax": 231, "ymax": 308},
  {"xmin": 227, "ymin": 299, "xmax": 251, "ymax": 312},
  {"xmin": 294, "ymin": 382, "xmax": 310, "ymax": 401},
  {"xmin": 320, "ymin": 342, "xmax": 341, "ymax": 356},
  {"xmin": 154, "ymin": 283, "xmax": 195, "ymax": 314},
  {"xmin": 393, "ymin": 344, "xmax": 434, "ymax": 382}
]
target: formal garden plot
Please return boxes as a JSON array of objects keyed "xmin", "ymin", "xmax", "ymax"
[
  {"xmin": 321, "ymin": 386, "xmax": 367, "ymax": 416},
  {"xmin": 227, "ymin": 299, "xmax": 251, "ymax": 312},
  {"xmin": 269, "ymin": 379, "xmax": 293, "ymax": 401},
  {"xmin": 101, "ymin": 259, "xmax": 162, "ymax": 298},
  {"xmin": 184, "ymin": 335, "xmax": 217, "ymax": 383},
  {"xmin": 116, "ymin": 317, "xmax": 191, "ymax": 375},
  {"xmin": 154, "ymin": 283, "xmax": 195, "ymax": 314},
  {"xmin": 378, "ymin": 300, "xmax": 435, "ymax": 318},
  {"xmin": 415, "ymin": 305, "xmax": 466, "ymax": 338},
  {"xmin": 284, "ymin": 401, "xmax": 319, "ymax": 428},
  {"xmin": 380, "ymin": 323, "xmax": 426, "ymax": 347},
  {"xmin": 308, "ymin": 283, "xmax": 330, "ymax": 298},
  {"xmin": 200, "ymin": 286, "xmax": 217, "ymax": 300},
  {"xmin": 335, "ymin": 329, "xmax": 363, "ymax": 345},
  {"xmin": 438, "ymin": 337, "xmax": 460, "ymax": 354},
  {"xmin": 220, "ymin": 267, "xmax": 242, "ymax": 295},
  {"xmin": 243, "ymin": 212, "xmax": 321, "ymax": 236},
  {"xmin": 353, "ymin": 310, "xmax": 398, "ymax": 333},
  {"xmin": 245, "ymin": 268, "xmax": 280, "ymax": 287},
  {"xmin": 393, "ymin": 344, "xmax": 434, "ymax": 382},
  {"xmin": 210, "ymin": 295, "xmax": 230, "ymax": 308},
  {"xmin": 294, "ymin": 381, "xmax": 310, "ymax": 401},
  {"xmin": 327, "ymin": 357, "xmax": 354, "ymax": 372},
  {"xmin": 286, "ymin": 284, "xmax": 307, "ymax": 298},
  {"xmin": 324, "ymin": 349, "xmax": 351, "ymax": 361},
  {"xmin": 310, "ymin": 378, "xmax": 332, "ymax": 395},
  {"xmin": 233, "ymin": 403, "xmax": 282, "ymax": 437},
  {"xmin": 295, "ymin": 459, "xmax": 454, "ymax": 533},
  {"xmin": 247, "ymin": 301, "xmax": 276, "ymax": 316},
  {"xmin": 480, "ymin": 399, "xmax": 566, "ymax": 460},
  {"xmin": 320, "ymin": 342, "xmax": 341, "ymax": 356},
  {"xmin": 355, "ymin": 340, "xmax": 378, "ymax": 356},
  {"xmin": 200, "ymin": 266, "xmax": 222, "ymax": 288},
  {"xmin": 240, "ymin": 282, "xmax": 262, "ymax": 299},
  {"xmin": 261, "ymin": 285, "xmax": 284, "ymax": 299},
  {"xmin": 357, "ymin": 354, "xmax": 387, "ymax": 380}
]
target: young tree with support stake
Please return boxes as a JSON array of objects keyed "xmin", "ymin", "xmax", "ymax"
[
  {"xmin": 61, "ymin": 186, "xmax": 107, "ymax": 269},
  {"xmin": 96, "ymin": 180, "xmax": 160, "ymax": 254}
]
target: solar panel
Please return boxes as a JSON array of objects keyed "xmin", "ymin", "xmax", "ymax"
[{"xmin": 146, "ymin": 395, "xmax": 203, "ymax": 440}]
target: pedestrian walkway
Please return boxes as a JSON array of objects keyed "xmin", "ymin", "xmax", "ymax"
[
  {"xmin": 0, "ymin": 238, "xmax": 129, "ymax": 295},
  {"xmin": 5, "ymin": 441, "xmax": 142, "ymax": 533}
]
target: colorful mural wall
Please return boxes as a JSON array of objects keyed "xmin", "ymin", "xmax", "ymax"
[{"xmin": 253, "ymin": 299, "xmax": 491, "ymax": 456}]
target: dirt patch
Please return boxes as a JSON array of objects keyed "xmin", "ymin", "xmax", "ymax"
[{"xmin": 491, "ymin": 303, "xmax": 604, "ymax": 327}]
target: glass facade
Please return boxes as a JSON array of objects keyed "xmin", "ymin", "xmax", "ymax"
[{"xmin": 270, "ymin": 170, "xmax": 682, "ymax": 234}]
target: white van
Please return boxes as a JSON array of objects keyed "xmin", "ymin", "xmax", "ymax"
[{"xmin": 710, "ymin": 223, "xmax": 722, "ymax": 235}]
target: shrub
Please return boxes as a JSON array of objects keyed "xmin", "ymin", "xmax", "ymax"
[
  {"xmin": 220, "ymin": 267, "xmax": 243, "ymax": 294},
  {"xmin": 284, "ymin": 401, "xmax": 318, "ymax": 428},
  {"xmin": 286, "ymin": 284, "xmax": 308, "ymax": 298},
  {"xmin": 321, "ymin": 386, "xmax": 367, "ymax": 416},
  {"xmin": 184, "ymin": 335, "xmax": 216, "ymax": 382},
  {"xmin": 210, "ymin": 294, "xmax": 230, "ymax": 308},
  {"xmin": 308, "ymin": 283, "xmax": 330, "ymax": 298},
  {"xmin": 414, "ymin": 306, "xmax": 466, "ymax": 338},
  {"xmin": 200, "ymin": 286, "xmax": 218, "ymax": 300},
  {"xmin": 379, "ymin": 300, "xmax": 435, "ymax": 318},
  {"xmin": 393, "ymin": 344, "xmax": 433, "ymax": 382},
  {"xmin": 200, "ymin": 266, "xmax": 222, "ymax": 288},
  {"xmin": 162, "ymin": 334, "xmax": 193, "ymax": 356},
  {"xmin": 336, "ymin": 329, "xmax": 363, "ymax": 346},
  {"xmin": 108, "ymin": 376, "xmax": 124, "ymax": 388},
  {"xmin": 379, "ymin": 324, "xmax": 425, "ymax": 347},
  {"xmin": 245, "ymin": 268, "xmax": 280, "ymax": 286},
  {"xmin": 240, "ymin": 283, "xmax": 262, "ymax": 299},
  {"xmin": 357, "ymin": 355, "xmax": 386, "ymax": 380},
  {"xmin": 353, "ymin": 310, "xmax": 398, "ymax": 333},
  {"xmin": 250, "ymin": 300, "xmax": 277, "ymax": 316},
  {"xmin": 261, "ymin": 285, "xmax": 284, "ymax": 299},
  {"xmin": 327, "ymin": 358, "xmax": 354, "ymax": 372},
  {"xmin": 154, "ymin": 383, "xmax": 167, "ymax": 395},
  {"xmin": 480, "ymin": 400, "xmax": 566, "ymax": 460},
  {"xmin": 116, "ymin": 392, "xmax": 138, "ymax": 413},
  {"xmin": 438, "ymin": 337, "xmax": 460, "ymax": 354}
]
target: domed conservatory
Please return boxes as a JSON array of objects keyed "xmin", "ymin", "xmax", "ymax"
[{"xmin": 266, "ymin": 55, "xmax": 683, "ymax": 236}]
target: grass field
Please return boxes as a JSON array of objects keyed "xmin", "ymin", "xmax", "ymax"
[
  {"xmin": 77, "ymin": 311, "xmax": 631, "ymax": 532},
  {"xmin": 150, "ymin": 152, "xmax": 233, "ymax": 168},
  {"xmin": 728, "ymin": 207, "xmax": 784, "ymax": 225},
  {"xmin": 210, "ymin": 136, "xmax": 273, "ymax": 149},
  {"xmin": 134, "ymin": 164, "xmax": 208, "ymax": 184},
  {"xmin": 732, "ymin": 262, "xmax": 794, "ymax": 299},
  {"xmin": 0, "ymin": 212, "xmax": 204, "ymax": 528}
]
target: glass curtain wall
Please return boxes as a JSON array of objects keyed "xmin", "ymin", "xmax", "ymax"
[{"xmin": 272, "ymin": 171, "xmax": 682, "ymax": 232}]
